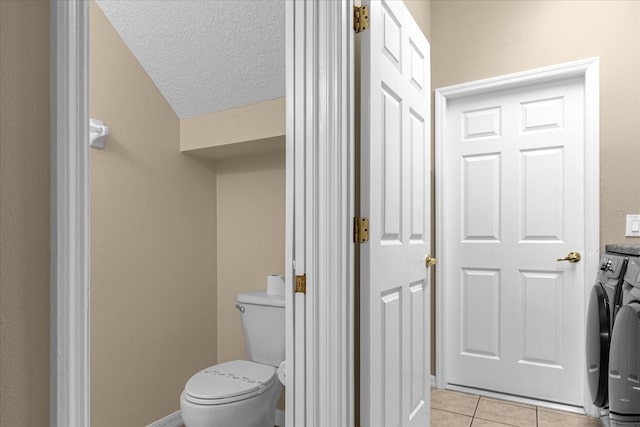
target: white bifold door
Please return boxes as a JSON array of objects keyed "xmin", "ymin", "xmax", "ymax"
[
  {"xmin": 442, "ymin": 76, "xmax": 587, "ymax": 405},
  {"xmin": 360, "ymin": 0, "xmax": 431, "ymax": 426}
]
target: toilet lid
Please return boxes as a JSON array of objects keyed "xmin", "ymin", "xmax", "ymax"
[{"xmin": 184, "ymin": 360, "xmax": 276, "ymax": 403}]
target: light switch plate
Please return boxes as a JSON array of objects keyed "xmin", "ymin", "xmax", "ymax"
[{"xmin": 626, "ymin": 214, "xmax": 640, "ymax": 237}]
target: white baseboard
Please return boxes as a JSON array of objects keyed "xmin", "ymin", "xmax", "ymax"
[
  {"xmin": 430, "ymin": 375, "xmax": 436, "ymax": 388},
  {"xmin": 146, "ymin": 410, "xmax": 183, "ymax": 427},
  {"xmin": 148, "ymin": 408, "xmax": 283, "ymax": 427}
]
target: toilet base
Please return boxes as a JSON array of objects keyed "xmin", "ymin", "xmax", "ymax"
[{"xmin": 181, "ymin": 381, "xmax": 281, "ymax": 427}]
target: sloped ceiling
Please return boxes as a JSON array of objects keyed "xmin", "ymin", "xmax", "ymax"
[{"xmin": 95, "ymin": 0, "xmax": 285, "ymax": 119}]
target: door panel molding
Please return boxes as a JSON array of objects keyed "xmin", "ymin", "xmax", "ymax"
[
  {"xmin": 361, "ymin": 1, "xmax": 432, "ymax": 425},
  {"xmin": 435, "ymin": 57, "xmax": 600, "ymax": 416}
]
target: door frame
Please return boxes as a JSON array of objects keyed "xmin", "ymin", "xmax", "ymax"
[
  {"xmin": 285, "ymin": 1, "xmax": 355, "ymax": 426},
  {"xmin": 51, "ymin": 1, "xmax": 355, "ymax": 426},
  {"xmin": 50, "ymin": 1, "xmax": 90, "ymax": 425},
  {"xmin": 434, "ymin": 58, "xmax": 600, "ymax": 416}
]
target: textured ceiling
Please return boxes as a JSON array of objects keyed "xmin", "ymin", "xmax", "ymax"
[{"xmin": 96, "ymin": 0, "xmax": 285, "ymax": 119}]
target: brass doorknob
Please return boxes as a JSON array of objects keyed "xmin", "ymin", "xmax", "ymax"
[
  {"xmin": 557, "ymin": 251, "xmax": 581, "ymax": 263},
  {"xmin": 425, "ymin": 254, "xmax": 437, "ymax": 267}
]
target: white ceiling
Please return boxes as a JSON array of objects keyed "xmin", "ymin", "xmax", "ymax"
[{"xmin": 96, "ymin": 0, "xmax": 285, "ymax": 119}]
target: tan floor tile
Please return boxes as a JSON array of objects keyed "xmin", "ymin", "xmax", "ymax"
[
  {"xmin": 431, "ymin": 389, "xmax": 480, "ymax": 416},
  {"xmin": 431, "ymin": 408, "xmax": 473, "ymax": 427},
  {"xmin": 475, "ymin": 397, "xmax": 537, "ymax": 427},
  {"xmin": 537, "ymin": 408, "xmax": 600, "ymax": 427},
  {"xmin": 471, "ymin": 418, "xmax": 515, "ymax": 427}
]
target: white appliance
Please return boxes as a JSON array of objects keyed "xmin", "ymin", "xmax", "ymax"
[{"xmin": 180, "ymin": 291, "xmax": 285, "ymax": 427}]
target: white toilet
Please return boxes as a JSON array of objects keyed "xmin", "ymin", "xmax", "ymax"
[{"xmin": 180, "ymin": 291, "xmax": 285, "ymax": 427}]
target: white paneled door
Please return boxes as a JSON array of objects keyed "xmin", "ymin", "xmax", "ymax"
[
  {"xmin": 443, "ymin": 76, "xmax": 586, "ymax": 405},
  {"xmin": 360, "ymin": 0, "xmax": 431, "ymax": 426}
]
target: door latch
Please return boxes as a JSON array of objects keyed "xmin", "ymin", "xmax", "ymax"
[
  {"xmin": 425, "ymin": 254, "xmax": 437, "ymax": 267},
  {"xmin": 557, "ymin": 251, "xmax": 581, "ymax": 263}
]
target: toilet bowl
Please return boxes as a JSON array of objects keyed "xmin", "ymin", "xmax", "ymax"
[
  {"xmin": 180, "ymin": 290, "xmax": 285, "ymax": 427},
  {"xmin": 180, "ymin": 360, "xmax": 281, "ymax": 427}
]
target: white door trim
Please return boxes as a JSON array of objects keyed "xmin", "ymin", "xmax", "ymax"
[
  {"xmin": 286, "ymin": 1, "xmax": 355, "ymax": 425},
  {"xmin": 50, "ymin": 1, "xmax": 91, "ymax": 426},
  {"xmin": 435, "ymin": 57, "xmax": 600, "ymax": 416}
]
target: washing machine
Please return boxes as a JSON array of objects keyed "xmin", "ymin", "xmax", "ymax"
[
  {"xmin": 586, "ymin": 245, "xmax": 631, "ymax": 420},
  {"xmin": 608, "ymin": 244, "xmax": 640, "ymax": 425}
]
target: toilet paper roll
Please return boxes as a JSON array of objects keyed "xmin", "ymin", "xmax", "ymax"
[
  {"xmin": 277, "ymin": 361, "xmax": 286, "ymax": 385},
  {"xmin": 267, "ymin": 274, "xmax": 285, "ymax": 295}
]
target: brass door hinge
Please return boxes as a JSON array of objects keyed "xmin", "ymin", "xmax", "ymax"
[
  {"xmin": 354, "ymin": 217, "xmax": 369, "ymax": 243},
  {"xmin": 354, "ymin": 5, "xmax": 369, "ymax": 33},
  {"xmin": 295, "ymin": 274, "xmax": 306, "ymax": 294}
]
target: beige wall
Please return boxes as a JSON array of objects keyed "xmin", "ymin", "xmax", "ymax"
[
  {"xmin": 431, "ymin": 0, "xmax": 640, "ymax": 248},
  {"xmin": 181, "ymin": 98, "xmax": 285, "ymax": 155},
  {"xmin": 0, "ymin": 2, "xmax": 51, "ymax": 426},
  {"xmin": 90, "ymin": 3, "xmax": 217, "ymax": 426},
  {"xmin": 215, "ymin": 150, "xmax": 286, "ymax": 410},
  {"xmin": 404, "ymin": 0, "xmax": 432, "ymax": 41},
  {"xmin": 180, "ymin": 98, "xmax": 285, "ymax": 160},
  {"xmin": 215, "ymin": 150, "xmax": 286, "ymax": 364}
]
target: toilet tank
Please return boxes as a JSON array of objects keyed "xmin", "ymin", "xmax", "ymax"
[{"xmin": 236, "ymin": 291, "xmax": 285, "ymax": 367}]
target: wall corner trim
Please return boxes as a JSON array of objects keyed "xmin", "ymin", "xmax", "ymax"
[{"xmin": 50, "ymin": 1, "xmax": 91, "ymax": 426}]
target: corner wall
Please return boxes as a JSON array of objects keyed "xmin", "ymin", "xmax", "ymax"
[
  {"xmin": 90, "ymin": 3, "xmax": 217, "ymax": 425},
  {"xmin": 0, "ymin": 2, "xmax": 51, "ymax": 426}
]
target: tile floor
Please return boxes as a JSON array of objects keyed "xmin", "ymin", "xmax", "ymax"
[{"xmin": 430, "ymin": 389, "xmax": 601, "ymax": 427}]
